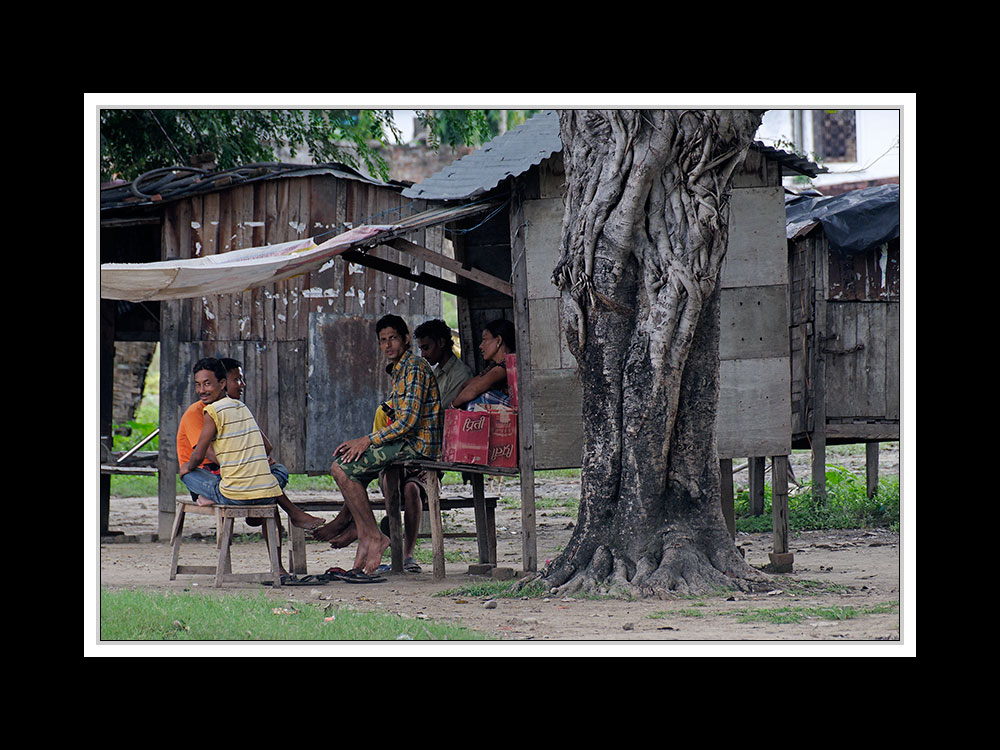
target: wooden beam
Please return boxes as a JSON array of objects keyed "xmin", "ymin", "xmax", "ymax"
[
  {"xmin": 387, "ymin": 237, "xmax": 513, "ymax": 298},
  {"xmin": 340, "ymin": 249, "xmax": 468, "ymax": 298}
]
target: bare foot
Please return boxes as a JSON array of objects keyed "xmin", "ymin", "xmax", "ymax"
[
  {"xmin": 310, "ymin": 512, "xmax": 352, "ymax": 542},
  {"xmin": 196, "ymin": 496, "xmax": 215, "ymax": 507},
  {"xmin": 328, "ymin": 522, "xmax": 358, "ymax": 549},
  {"xmin": 290, "ymin": 512, "xmax": 325, "ymax": 531},
  {"xmin": 354, "ymin": 533, "xmax": 390, "ymax": 575}
]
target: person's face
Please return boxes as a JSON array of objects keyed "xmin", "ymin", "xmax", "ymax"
[
  {"xmin": 480, "ymin": 329, "xmax": 503, "ymax": 362},
  {"xmin": 194, "ymin": 369, "xmax": 227, "ymax": 405},
  {"xmin": 225, "ymin": 367, "xmax": 246, "ymax": 400},
  {"xmin": 417, "ymin": 336, "xmax": 449, "ymax": 366},
  {"xmin": 379, "ymin": 326, "xmax": 407, "ymax": 364}
]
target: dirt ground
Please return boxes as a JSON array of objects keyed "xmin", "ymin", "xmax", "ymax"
[{"xmin": 96, "ymin": 445, "xmax": 908, "ymax": 649}]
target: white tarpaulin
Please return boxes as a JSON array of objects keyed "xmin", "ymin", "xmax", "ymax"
[
  {"xmin": 101, "ymin": 200, "xmax": 500, "ymax": 302},
  {"xmin": 100, "ymin": 224, "xmax": 392, "ymax": 302}
]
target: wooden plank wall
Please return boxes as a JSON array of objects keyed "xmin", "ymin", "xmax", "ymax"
[
  {"xmin": 787, "ymin": 231, "xmax": 901, "ymax": 443},
  {"xmin": 159, "ymin": 174, "xmax": 444, "ymax": 476}
]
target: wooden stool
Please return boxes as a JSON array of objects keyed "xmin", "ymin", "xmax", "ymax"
[{"xmin": 169, "ymin": 500, "xmax": 282, "ymax": 587}]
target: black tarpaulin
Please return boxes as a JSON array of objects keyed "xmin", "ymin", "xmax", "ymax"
[{"xmin": 785, "ymin": 183, "xmax": 899, "ymax": 256}]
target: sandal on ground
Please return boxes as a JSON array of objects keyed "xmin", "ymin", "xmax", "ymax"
[{"xmin": 336, "ymin": 568, "xmax": 387, "ymax": 584}]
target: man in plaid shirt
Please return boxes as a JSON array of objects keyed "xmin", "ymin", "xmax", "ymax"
[{"xmin": 312, "ymin": 314, "xmax": 443, "ymax": 578}]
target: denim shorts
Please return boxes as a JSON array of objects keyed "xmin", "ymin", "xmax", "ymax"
[{"xmin": 181, "ymin": 466, "xmax": 282, "ymax": 506}]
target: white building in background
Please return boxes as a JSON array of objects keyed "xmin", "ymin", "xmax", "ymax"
[{"xmin": 755, "ymin": 109, "xmax": 900, "ymax": 195}]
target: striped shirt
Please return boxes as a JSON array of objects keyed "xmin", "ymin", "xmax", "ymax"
[
  {"xmin": 370, "ymin": 349, "xmax": 443, "ymax": 460},
  {"xmin": 203, "ymin": 396, "xmax": 280, "ymax": 500}
]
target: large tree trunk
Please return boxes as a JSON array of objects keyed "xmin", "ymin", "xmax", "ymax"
[{"xmin": 542, "ymin": 110, "xmax": 772, "ymax": 598}]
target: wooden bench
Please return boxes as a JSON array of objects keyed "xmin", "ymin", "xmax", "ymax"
[
  {"xmin": 289, "ymin": 460, "xmax": 518, "ymax": 580},
  {"xmin": 168, "ymin": 499, "xmax": 283, "ymax": 587},
  {"xmin": 100, "ymin": 450, "xmax": 159, "ymax": 476}
]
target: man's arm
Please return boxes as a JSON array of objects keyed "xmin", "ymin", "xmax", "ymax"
[
  {"xmin": 369, "ymin": 362, "xmax": 427, "ymax": 446},
  {"xmin": 450, "ymin": 365, "xmax": 506, "ymax": 408},
  {"xmin": 183, "ymin": 415, "xmax": 218, "ymax": 476}
]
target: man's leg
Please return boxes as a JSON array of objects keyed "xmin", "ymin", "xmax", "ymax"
[
  {"xmin": 180, "ymin": 468, "xmax": 224, "ymax": 506},
  {"xmin": 265, "ymin": 462, "xmax": 324, "ymax": 530},
  {"xmin": 311, "ymin": 498, "xmax": 355, "ymax": 543},
  {"xmin": 254, "ymin": 491, "xmax": 324, "ymax": 531},
  {"xmin": 329, "ymin": 462, "xmax": 389, "ymax": 575}
]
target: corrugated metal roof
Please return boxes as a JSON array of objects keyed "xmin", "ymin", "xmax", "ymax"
[
  {"xmin": 402, "ymin": 110, "xmax": 825, "ymax": 202},
  {"xmin": 401, "ymin": 110, "xmax": 562, "ymax": 201},
  {"xmin": 101, "ymin": 162, "xmax": 406, "ymax": 211}
]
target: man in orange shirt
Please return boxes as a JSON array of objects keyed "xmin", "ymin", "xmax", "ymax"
[{"xmin": 176, "ymin": 357, "xmax": 323, "ymax": 532}]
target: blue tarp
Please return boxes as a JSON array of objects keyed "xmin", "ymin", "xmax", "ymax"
[{"xmin": 785, "ymin": 183, "xmax": 899, "ymax": 256}]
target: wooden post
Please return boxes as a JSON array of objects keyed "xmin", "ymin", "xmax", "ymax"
[
  {"xmin": 866, "ymin": 442, "xmax": 880, "ymax": 498},
  {"xmin": 426, "ymin": 471, "xmax": 446, "ymax": 580},
  {"xmin": 289, "ymin": 523, "xmax": 307, "ymax": 575},
  {"xmin": 719, "ymin": 458, "xmax": 736, "ymax": 540},
  {"xmin": 100, "ymin": 300, "xmax": 116, "ymax": 536},
  {"xmin": 749, "ymin": 457, "xmax": 766, "ymax": 516},
  {"xmin": 472, "ymin": 474, "xmax": 491, "ymax": 565},
  {"xmin": 508, "ymin": 186, "xmax": 537, "ymax": 572},
  {"xmin": 157, "ymin": 297, "xmax": 182, "ymax": 539},
  {"xmin": 382, "ymin": 466, "xmax": 404, "ymax": 573},
  {"xmin": 811, "ymin": 236, "xmax": 829, "ymax": 504},
  {"xmin": 769, "ymin": 455, "xmax": 793, "ymax": 572}
]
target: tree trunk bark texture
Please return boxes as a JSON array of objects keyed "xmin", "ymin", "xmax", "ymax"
[{"xmin": 542, "ymin": 110, "xmax": 771, "ymax": 598}]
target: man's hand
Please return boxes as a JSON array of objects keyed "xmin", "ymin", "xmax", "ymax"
[{"xmin": 334, "ymin": 435, "xmax": 372, "ymax": 463}]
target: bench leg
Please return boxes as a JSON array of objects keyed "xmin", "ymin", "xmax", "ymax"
[
  {"xmin": 472, "ymin": 475, "xmax": 490, "ymax": 566},
  {"xmin": 289, "ymin": 524, "xmax": 307, "ymax": 575},
  {"xmin": 486, "ymin": 503, "xmax": 497, "ymax": 566},
  {"xmin": 265, "ymin": 514, "xmax": 282, "ymax": 587},
  {"xmin": 168, "ymin": 504, "xmax": 187, "ymax": 580},
  {"xmin": 383, "ymin": 466, "xmax": 404, "ymax": 573},
  {"xmin": 216, "ymin": 516, "xmax": 234, "ymax": 587},
  {"xmin": 426, "ymin": 471, "xmax": 445, "ymax": 580}
]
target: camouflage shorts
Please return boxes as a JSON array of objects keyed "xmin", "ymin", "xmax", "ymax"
[{"xmin": 334, "ymin": 440, "xmax": 422, "ymax": 488}]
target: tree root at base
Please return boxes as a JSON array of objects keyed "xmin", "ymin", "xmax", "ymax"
[{"xmin": 527, "ymin": 540, "xmax": 774, "ymax": 600}]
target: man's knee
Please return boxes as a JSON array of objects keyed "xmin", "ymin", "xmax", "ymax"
[
  {"xmin": 271, "ymin": 462, "xmax": 289, "ymax": 488},
  {"xmin": 330, "ymin": 460, "xmax": 362, "ymax": 492}
]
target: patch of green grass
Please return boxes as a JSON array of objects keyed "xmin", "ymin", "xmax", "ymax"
[
  {"xmin": 734, "ymin": 468, "xmax": 900, "ymax": 533},
  {"xmin": 110, "ymin": 474, "xmax": 186, "ymax": 498},
  {"xmin": 733, "ymin": 601, "xmax": 899, "ymax": 625},
  {"xmin": 100, "ymin": 588, "xmax": 492, "ymax": 641},
  {"xmin": 435, "ymin": 579, "xmax": 549, "ymax": 600}
]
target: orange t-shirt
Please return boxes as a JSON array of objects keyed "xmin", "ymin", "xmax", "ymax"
[{"xmin": 176, "ymin": 401, "xmax": 212, "ymax": 470}]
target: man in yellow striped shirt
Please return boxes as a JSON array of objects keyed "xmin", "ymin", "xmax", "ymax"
[
  {"xmin": 181, "ymin": 357, "xmax": 290, "ymax": 578},
  {"xmin": 181, "ymin": 358, "xmax": 282, "ymax": 503}
]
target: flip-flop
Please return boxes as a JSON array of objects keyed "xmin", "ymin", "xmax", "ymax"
[
  {"xmin": 403, "ymin": 557, "xmax": 422, "ymax": 574},
  {"xmin": 266, "ymin": 573, "xmax": 300, "ymax": 586},
  {"xmin": 286, "ymin": 574, "xmax": 330, "ymax": 585},
  {"xmin": 337, "ymin": 568, "xmax": 387, "ymax": 584}
]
